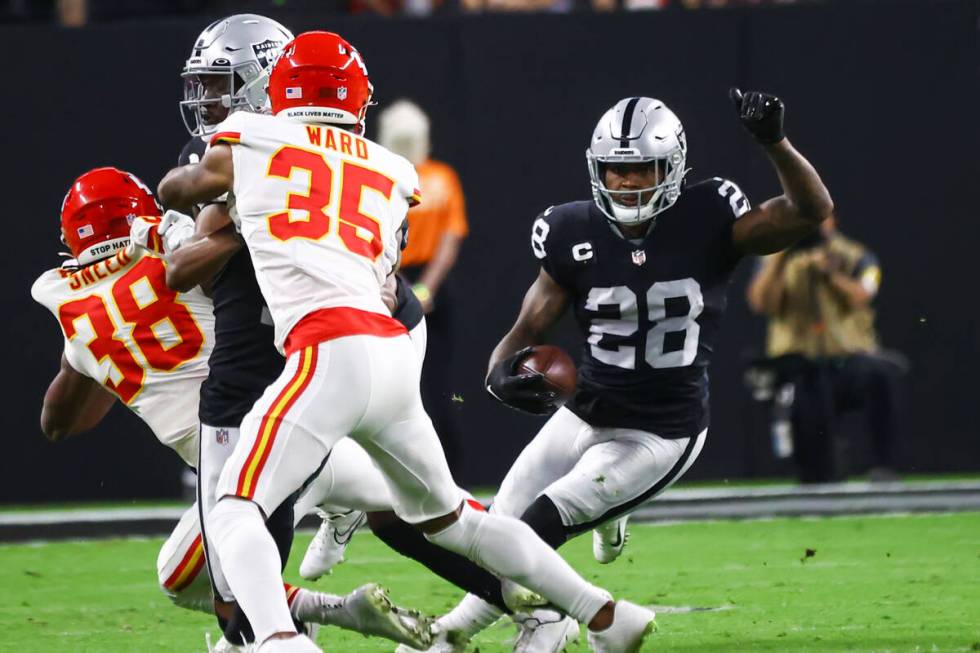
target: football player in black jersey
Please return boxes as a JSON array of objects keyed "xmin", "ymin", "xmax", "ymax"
[{"xmin": 468, "ymin": 92, "xmax": 833, "ymax": 648}]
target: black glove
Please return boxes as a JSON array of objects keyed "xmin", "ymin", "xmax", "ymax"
[
  {"xmin": 730, "ymin": 87, "xmax": 785, "ymax": 144},
  {"xmin": 486, "ymin": 347, "xmax": 559, "ymax": 415}
]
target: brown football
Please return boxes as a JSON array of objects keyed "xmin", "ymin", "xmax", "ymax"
[{"xmin": 518, "ymin": 345, "xmax": 577, "ymax": 401}]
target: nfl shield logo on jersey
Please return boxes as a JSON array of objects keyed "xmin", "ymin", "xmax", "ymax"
[
  {"xmin": 631, "ymin": 249, "xmax": 646, "ymax": 266},
  {"xmin": 215, "ymin": 428, "xmax": 230, "ymax": 445}
]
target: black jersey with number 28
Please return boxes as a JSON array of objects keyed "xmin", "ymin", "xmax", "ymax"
[{"xmin": 532, "ymin": 177, "xmax": 749, "ymax": 439}]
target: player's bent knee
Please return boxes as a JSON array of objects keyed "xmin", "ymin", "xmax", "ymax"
[
  {"xmin": 157, "ymin": 506, "xmax": 210, "ymax": 613},
  {"xmin": 159, "ymin": 570, "xmax": 213, "ymax": 614},
  {"xmin": 157, "ymin": 541, "xmax": 212, "ymax": 614},
  {"xmin": 209, "ymin": 496, "xmax": 264, "ymax": 538},
  {"xmin": 548, "ymin": 490, "xmax": 610, "ymax": 527},
  {"xmin": 519, "ymin": 494, "xmax": 568, "ymax": 549}
]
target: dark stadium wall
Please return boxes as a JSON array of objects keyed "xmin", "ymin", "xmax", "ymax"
[{"xmin": 1, "ymin": 0, "xmax": 975, "ymax": 501}]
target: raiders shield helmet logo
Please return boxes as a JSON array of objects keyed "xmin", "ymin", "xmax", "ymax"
[{"xmin": 251, "ymin": 38, "xmax": 285, "ymax": 70}]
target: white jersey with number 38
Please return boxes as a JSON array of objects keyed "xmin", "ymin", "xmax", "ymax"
[
  {"xmin": 211, "ymin": 112, "xmax": 421, "ymax": 352},
  {"xmin": 31, "ymin": 246, "xmax": 214, "ymax": 465}
]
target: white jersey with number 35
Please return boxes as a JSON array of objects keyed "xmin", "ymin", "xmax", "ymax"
[
  {"xmin": 31, "ymin": 246, "xmax": 214, "ymax": 465},
  {"xmin": 211, "ymin": 112, "xmax": 421, "ymax": 352}
]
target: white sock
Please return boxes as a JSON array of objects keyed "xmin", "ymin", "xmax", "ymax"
[
  {"xmin": 208, "ymin": 498, "xmax": 297, "ymax": 643},
  {"xmin": 436, "ymin": 593, "xmax": 503, "ymax": 638},
  {"xmin": 424, "ymin": 505, "xmax": 611, "ymax": 624},
  {"xmin": 286, "ymin": 586, "xmax": 344, "ymax": 625}
]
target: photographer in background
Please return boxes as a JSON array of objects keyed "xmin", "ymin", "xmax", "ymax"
[{"xmin": 747, "ymin": 216, "xmax": 901, "ymax": 483}]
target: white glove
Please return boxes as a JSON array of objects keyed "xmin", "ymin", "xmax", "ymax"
[
  {"xmin": 129, "ymin": 215, "xmax": 162, "ymax": 253},
  {"xmin": 157, "ymin": 209, "xmax": 195, "ymax": 253},
  {"xmin": 130, "ymin": 210, "xmax": 194, "ymax": 255}
]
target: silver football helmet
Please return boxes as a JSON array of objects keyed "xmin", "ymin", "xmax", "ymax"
[
  {"xmin": 179, "ymin": 14, "xmax": 294, "ymax": 137},
  {"xmin": 586, "ymin": 97, "xmax": 689, "ymax": 225}
]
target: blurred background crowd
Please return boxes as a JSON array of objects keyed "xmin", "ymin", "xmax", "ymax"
[{"xmin": 8, "ymin": 0, "xmax": 854, "ymax": 23}]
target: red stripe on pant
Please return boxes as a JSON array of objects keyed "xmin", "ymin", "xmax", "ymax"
[
  {"xmin": 236, "ymin": 346, "xmax": 318, "ymax": 499},
  {"xmin": 163, "ymin": 533, "xmax": 205, "ymax": 592}
]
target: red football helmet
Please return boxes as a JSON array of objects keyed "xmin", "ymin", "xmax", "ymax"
[
  {"xmin": 61, "ymin": 167, "xmax": 161, "ymax": 265},
  {"xmin": 268, "ymin": 31, "xmax": 373, "ymax": 134}
]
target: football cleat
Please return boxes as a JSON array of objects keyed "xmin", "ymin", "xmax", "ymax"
[
  {"xmin": 593, "ymin": 517, "xmax": 629, "ymax": 565},
  {"xmin": 513, "ymin": 608, "xmax": 580, "ymax": 653},
  {"xmin": 311, "ymin": 582, "xmax": 433, "ymax": 649},
  {"xmin": 586, "ymin": 601, "xmax": 656, "ymax": 653},
  {"xmin": 393, "ymin": 623, "xmax": 470, "ymax": 653},
  {"xmin": 501, "ymin": 579, "xmax": 549, "ymax": 613},
  {"xmin": 300, "ymin": 509, "xmax": 366, "ymax": 580}
]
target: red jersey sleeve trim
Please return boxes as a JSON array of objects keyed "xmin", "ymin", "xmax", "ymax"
[{"xmin": 210, "ymin": 131, "xmax": 242, "ymax": 146}]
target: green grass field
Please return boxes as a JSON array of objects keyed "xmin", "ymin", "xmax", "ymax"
[{"xmin": 1, "ymin": 513, "xmax": 978, "ymax": 652}]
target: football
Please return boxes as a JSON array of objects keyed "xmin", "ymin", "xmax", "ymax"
[{"xmin": 518, "ymin": 345, "xmax": 577, "ymax": 401}]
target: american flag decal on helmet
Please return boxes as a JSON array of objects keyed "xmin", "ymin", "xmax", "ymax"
[
  {"xmin": 77, "ymin": 224, "xmax": 94, "ymax": 238},
  {"xmin": 285, "ymin": 87, "xmax": 303, "ymax": 99}
]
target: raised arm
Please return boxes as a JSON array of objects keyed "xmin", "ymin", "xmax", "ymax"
[
  {"xmin": 158, "ymin": 143, "xmax": 234, "ymax": 209},
  {"xmin": 40, "ymin": 354, "xmax": 116, "ymax": 441},
  {"xmin": 728, "ymin": 89, "xmax": 835, "ymax": 256},
  {"xmin": 485, "ymin": 268, "xmax": 570, "ymax": 414}
]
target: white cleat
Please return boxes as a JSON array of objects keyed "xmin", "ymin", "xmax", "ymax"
[
  {"xmin": 300, "ymin": 509, "xmax": 366, "ymax": 580},
  {"xmin": 393, "ymin": 624, "xmax": 470, "ymax": 653},
  {"xmin": 593, "ymin": 517, "xmax": 629, "ymax": 565},
  {"xmin": 501, "ymin": 579, "xmax": 548, "ymax": 613},
  {"xmin": 513, "ymin": 608, "xmax": 580, "ymax": 653},
  {"xmin": 587, "ymin": 601, "xmax": 656, "ymax": 653},
  {"xmin": 255, "ymin": 634, "xmax": 322, "ymax": 652},
  {"xmin": 311, "ymin": 582, "xmax": 433, "ymax": 649}
]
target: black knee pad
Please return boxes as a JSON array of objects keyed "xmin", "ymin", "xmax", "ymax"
[
  {"xmin": 265, "ymin": 493, "xmax": 298, "ymax": 569},
  {"xmin": 520, "ymin": 495, "xmax": 567, "ymax": 549}
]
